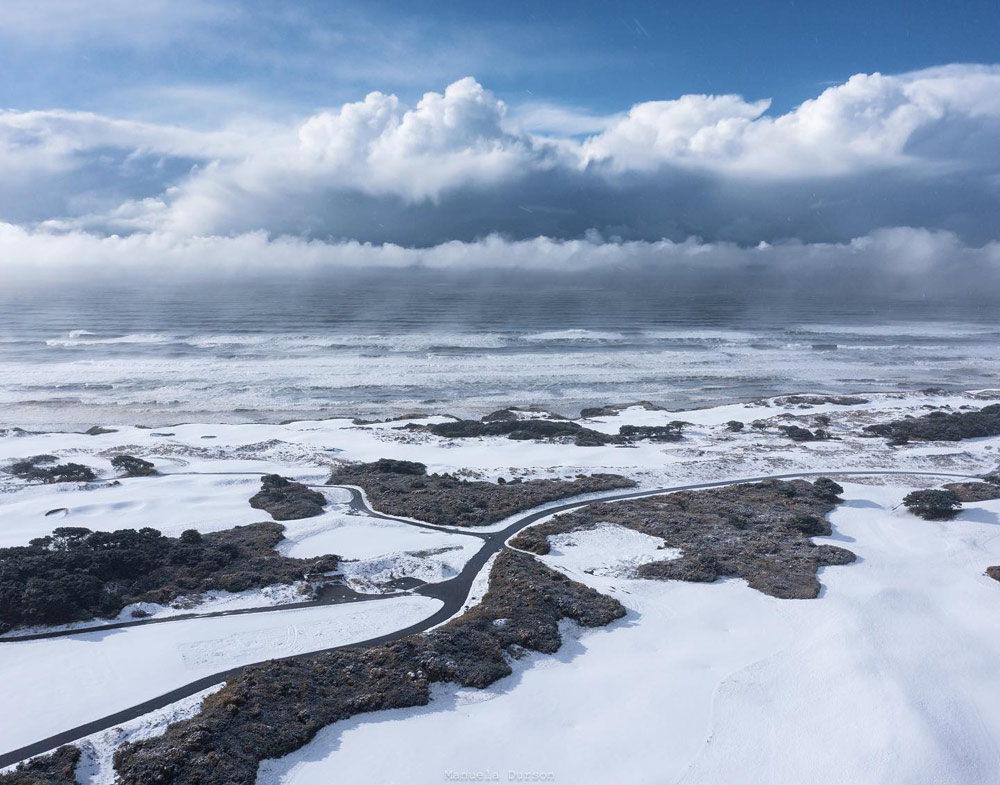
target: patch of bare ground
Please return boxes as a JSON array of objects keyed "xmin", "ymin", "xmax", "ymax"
[
  {"xmin": 0, "ymin": 745, "xmax": 79, "ymax": 785},
  {"xmin": 987, "ymin": 567, "xmax": 1000, "ymax": 583},
  {"xmin": 112, "ymin": 550, "xmax": 624, "ymax": 785},
  {"xmin": 327, "ymin": 459, "xmax": 635, "ymax": 527},
  {"xmin": 512, "ymin": 478, "xmax": 854, "ymax": 599}
]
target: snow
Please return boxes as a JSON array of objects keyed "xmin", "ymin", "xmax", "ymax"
[
  {"xmin": 1, "ymin": 392, "xmax": 993, "ymax": 516},
  {"xmin": 0, "ymin": 583, "xmax": 315, "ymax": 640},
  {"xmin": 256, "ymin": 483, "xmax": 1000, "ymax": 785},
  {"xmin": 544, "ymin": 522, "xmax": 680, "ymax": 577},
  {"xmin": 74, "ymin": 686, "xmax": 225, "ymax": 785},
  {"xmin": 0, "ymin": 595, "xmax": 441, "ymax": 754},
  {"xmin": 2, "ymin": 390, "xmax": 1000, "ymax": 778}
]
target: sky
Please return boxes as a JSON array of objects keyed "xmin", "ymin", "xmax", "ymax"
[{"xmin": 1, "ymin": 0, "xmax": 999, "ymax": 282}]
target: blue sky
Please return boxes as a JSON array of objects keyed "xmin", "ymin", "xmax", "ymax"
[
  {"xmin": 2, "ymin": 0, "xmax": 997, "ymax": 121},
  {"xmin": 1, "ymin": 1, "xmax": 999, "ymax": 281}
]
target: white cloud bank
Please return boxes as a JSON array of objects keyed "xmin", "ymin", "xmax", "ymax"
[
  {"xmin": 2, "ymin": 222, "xmax": 998, "ymax": 300},
  {"xmin": 1, "ymin": 64, "xmax": 1000, "ymax": 252}
]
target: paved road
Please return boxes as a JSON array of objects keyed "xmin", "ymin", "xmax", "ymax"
[{"xmin": 0, "ymin": 468, "xmax": 980, "ymax": 769}]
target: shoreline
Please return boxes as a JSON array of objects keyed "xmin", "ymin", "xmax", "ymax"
[{"xmin": 3, "ymin": 383, "xmax": 996, "ymax": 436}]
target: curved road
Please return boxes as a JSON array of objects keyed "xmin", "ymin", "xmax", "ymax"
[{"xmin": 0, "ymin": 468, "xmax": 980, "ymax": 768}]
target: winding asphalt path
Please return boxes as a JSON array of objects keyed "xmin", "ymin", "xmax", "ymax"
[{"xmin": 0, "ymin": 468, "xmax": 981, "ymax": 769}]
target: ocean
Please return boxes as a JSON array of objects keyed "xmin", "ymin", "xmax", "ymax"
[{"xmin": 1, "ymin": 271, "xmax": 998, "ymax": 430}]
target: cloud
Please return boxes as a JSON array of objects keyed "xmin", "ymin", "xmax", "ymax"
[
  {"xmin": 3, "ymin": 223, "xmax": 998, "ymax": 308},
  {"xmin": 0, "ymin": 0, "xmax": 226, "ymax": 48},
  {"xmin": 583, "ymin": 64, "xmax": 1000, "ymax": 177},
  {"xmin": 3, "ymin": 66, "xmax": 1000, "ymax": 244}
]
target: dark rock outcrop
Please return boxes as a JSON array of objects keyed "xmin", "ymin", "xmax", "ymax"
[
  {"xmin": 512, "ymin": 478, "xmax": 853, "ymax": 600},
  {"xmin": 113, "ymin": 550, "xmax": 624, "ymax": 785},
  {"xmin": 327, "ymin": 460, "xmax": 635, "ymax": 527},
  {"xmin": 249, "ymin": 475, "xmax": 327, "ymax": 520}
]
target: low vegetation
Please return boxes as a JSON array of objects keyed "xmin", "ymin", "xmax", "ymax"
[
  {"xmin": 429, "ymin": 417, "xmax": 617, "ymax": 445},
  {"xmin": 864, "ymin": 404, "xmax": 1000, "ymax": 444},
  {"xmin": 114, "ymin": 550, "xmax": 625, "ymax": 785},
  {"xmin": 4, "ymin": 455, "xmax": 96, "ymax": 484},
  {"xmin": 327, "ymin": 459, "xmax": 635, "ymax": 527},
  {"xmin": 0, "ymin": 523, "xmax": 336, "ymax": 631},
  {"xmin": 902, "ymin": 489, "xmax": 963, "ymax": 520},
  {"xmin": 110, "ymin": 454, "xmax": 157, "ymax": 477},
  {"xmin": 512, "ymin": 477, "xmax": 853, "ymax": 599},
  {"xmin": 941, "ymin": 482, "xmax": 1000, "ymax": 502},
  {"xmin": 249, "ymin": 475, "xmax": 328, "ymax": 520},
  {"xmin": 427, "ymin": 414, "xmax": 687, "ymax": 446},
  {"xmin": 0, "ymin": 745, "xmax": 80, "ymax": 785}
]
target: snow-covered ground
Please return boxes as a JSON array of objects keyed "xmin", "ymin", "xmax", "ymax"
[
  {"xmin": 0, "ymin": 595, "xmax": 441, "ymax": 753},
  {"xmin": 2, "ymin": 390, "xmax": 1000, "ymax": 779},
  {"xmin": 257, "ymin": 483, "xmax": 1000, "ymax": 785},
  {"xmin": 2, "ymin": 391, "xmax": 997, "ymax": 505},
  {"xmin": 280, "ymin": 512, "xmax": 482, "ymax": 593}
]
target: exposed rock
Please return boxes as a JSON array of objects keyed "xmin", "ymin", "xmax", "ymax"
[
  {"xmin": 114, "ymin": 550, "xmax": 624, "ymax": 785},
  {"xmin": 512, "ymin": 478, "xmax": 853, "ymax": 600},
  {"xmin": 0, "ymin": 745, "xmax": 80, "ymax": 784},
  {"xmin": 942, "ymin": 482, "xmax": 1000, "ymax": 503},
  {"xmin": 110, "ymin": 454, "xmax": 157, "ymax": 477},
  {"xmin": 84, "ymin": 425, "xmax": 117, "ymax": 436},
  {"xmin": 725, "ymin": 420, "xmax": 745, "ymax": 432},
  {"xmin": 328, "ymin": 460, "xmax": 635, "ymax": 527},
  {"xmin": 987, "ymin": 566, "xmax": 1000, "ymax": 583},
  {"xmin": 249, "ymin": 475, "xmax": 327, "ymax": 520}
]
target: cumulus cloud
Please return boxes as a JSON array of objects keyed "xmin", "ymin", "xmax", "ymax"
[{"xmin": 2, "ymin": 65, "xmax": 1000, "ymax": 244}]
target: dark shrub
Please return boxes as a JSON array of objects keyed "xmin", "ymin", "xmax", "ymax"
[
  {"xmin": 903, "ymin": 489, "xmax": 963, "ymax": 520},
  {"xmin": 0, "ymin": 744, "xmax": 80, "ymax": 784},
  {"xmin": 865, "ymin": 404, "xmax": 1000, "ymax": 443},
  {"xmin": 0, "ymin": 523, "xmax": 336, "ymax": 630},
  {"xmin": 779, "ymin": 425, "xmax": 820, "ymax": 442},
  {"xmin": 370, "ymin": 459, "xmax": 427, "ymax": 475},
  {"xmin": 249, "ymin": 475, "xmax": 327, "ymax": 520},
  {"xmin": 6, "ymin": 457, "xmax": 96, "ymax": 483},
  {"xmin": 618, "ymin": 424, "xmax": 684, "ymax": 442},
  {"xmin": 110, "ymin": 455, "xmax": 157, "ymax": 477},
  {"xmin": 725, "ymin": 420, "xmax": 744, "ymax": 432},
  {"xmin": 328, "ymin": 460, "xmax": 635, "ymax": 527},
  {"xmin": 811, "ymin": 477, "xmax": 844, "ymax": 502},
  {"xmin": 114, "ymin": 551, "xmax": 624, "ymax": 785},
  {"xmin": 511, "ymin": 477, "xmax": 853, "ymax": 600},
  {"xmin": 430, "ymin": 418, "xmax": 615, "ymax": 444}
]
